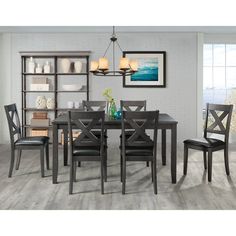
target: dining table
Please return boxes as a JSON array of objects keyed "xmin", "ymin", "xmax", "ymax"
[{"xmin": 52, "ymin": 113, "xmax": 178, "ymax": 184}]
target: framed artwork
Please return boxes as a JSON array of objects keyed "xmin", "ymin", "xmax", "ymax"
[{"xmin": 123, "ymin": 51, "xmax": 166, "ymax": 88}]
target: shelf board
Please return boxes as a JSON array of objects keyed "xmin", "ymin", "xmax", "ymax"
[
  {"xmin": 56, "ymin": 90, "xmax": 87, "ymax": 93},
  {"xmin": 23, "ymin": 108, "xmax": 55, "ymax": 111},
  {"xmin": 56, "ymin": 73, "xmax": 88, "ymax": 75},
  {"xmin": 56, "ymin": 108, "xmax": 83, "ymax": 111},
  {"xmin": 24, "ymin": 125, "xmax": 52, "ymax": 129},
  {"xmin": 22, "ymin": 90, "xmax": 55, "ymax": 93},
  {"xmin": 22, "ymin": 73, "xmax": 55, "ymax": 76}
]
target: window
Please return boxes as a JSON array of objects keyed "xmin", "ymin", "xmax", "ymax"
[{"xmin": 203, "ymin": 44, "xmax": 236, "ymax": 137}]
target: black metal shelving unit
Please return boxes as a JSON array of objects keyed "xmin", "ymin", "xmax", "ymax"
[{"xmin": 20, "ymin": 51, "xmax": 91, "ymax": 139}]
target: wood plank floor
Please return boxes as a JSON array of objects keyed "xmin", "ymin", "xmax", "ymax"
[{"xmin": 0, "ymin": 143, "xmax": 236, "ymax": 210}]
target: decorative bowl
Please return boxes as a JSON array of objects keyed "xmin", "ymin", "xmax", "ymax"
[{"xmin": 62, "ymin": 84, "xmax": 81, "ymax": 91}]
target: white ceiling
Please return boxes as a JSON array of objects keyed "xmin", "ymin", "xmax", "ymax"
[{"xmin": 0, "ymin": 26, "xmax": 236, "ymax": 34}]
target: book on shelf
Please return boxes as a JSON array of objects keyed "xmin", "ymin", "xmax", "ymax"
[
  {"xmin": 30, "ymin": 118, "xmax": 50, "ymax": 127},
  {"xmin": 31, "ymin": 77, "xmax": 48, "ymax": 84},
  {"xmin": 33, "ymin": 112, "xmax": 48, "ymax": 119},
  {"xmin": 30, "ymin": 84, "xmax": 49, "ymax": 91},
  {"xmin": 31, "ymin": 129, "xmax": 49, "ymax": 137},
  {"xmin": 61, "ymin": 131, "xmax": 80, "ymax": 145}
]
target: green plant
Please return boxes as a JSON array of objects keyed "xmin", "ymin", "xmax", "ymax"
[{"xmin": 102, "ymin": 88, "xmax": 114, "ymax": 102}]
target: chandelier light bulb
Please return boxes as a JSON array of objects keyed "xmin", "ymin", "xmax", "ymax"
[
  {"xmin": 130, "ymin": 60, "xmax": 138, "ymax": 71},
  {"xmin": 90, "ymin": 61, "xmax": 99, "ymax": 72},
  {"xmin": 98, "ymin": 57, "xmax": 109, "ymax": 70},
  {"xmin": 119, "ymin": 57, "xmax": 130, "ymax": 70}
]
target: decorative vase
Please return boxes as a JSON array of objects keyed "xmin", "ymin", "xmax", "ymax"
[
  {"xmin": 36, "ymin": 96, "xmax": 47, "ymax": 109},
  {"xmin": 114, "ymin": 109, "xmax": 122, "ymax": 120},
  {"xmin": 35, "ymin": 63, "xmax": 43, "ymax": 73},
  {"xmin": 28, "ymin": 57, "xmax": 35, "ymax": 73},
  {"xmin": 74, "ymin": 60, "xmax": 82, "ymax": 73},
  {"xmin": 46, "ymin": 98, "xmax": 55, "ymax": 109},
  {"xmin": 61, "ymin": 59, "xmax": 71, "ymax": 73},
  {"xmin": 44, "ymin": 61, "xmax": 50, "ymax": 73},
  {"xmin": 108, "ymin": 99, "xmax": 117, "ymax": 119},
  {"xmin": 74, "ymin": 101, "xmax": 80, "ymax": 109},
  {"xmin": 67, "ymin": 101, "xmax": 74, "ymax": 109}
]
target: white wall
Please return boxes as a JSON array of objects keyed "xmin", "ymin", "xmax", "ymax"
[{"xmin": 0, "ymin": 32, "xmax": 198, "ymax": 143}]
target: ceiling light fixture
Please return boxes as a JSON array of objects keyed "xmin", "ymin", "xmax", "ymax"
[{"xmin": 90, "ymin": 26, "xmax": 138, "ymax": 77}]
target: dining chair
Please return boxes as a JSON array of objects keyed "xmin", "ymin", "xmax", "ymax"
[
  {"xmin": 4, "ymin": 103, "xmax": 49, "ymax": 178},
  {"xmin": 68, "ymin": 110, "xmax": 106, "ymax": 194},
  {"xmin": 120, "ymin": 100, "xmax": 150, "ymax": 169},
  {"xmin": 82, "ymin": 100, "xmax": 108, "ymax": 180},
  {"xmin": 183, "ymin": 103, "xmax": 233, "ymax": 182},
  {"xmin": 121, "ymin": 110, "xmax": 159, "ymax": 194}
]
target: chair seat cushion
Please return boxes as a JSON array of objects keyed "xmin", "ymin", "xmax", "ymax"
[
  {"xmin": 120, "ymin": 145, "xmax": 153, "ymax": 156},
  {"xmin": 15, "ymin": 136, "xmax": 49, "ymax": 146},
  {"xmin": 73, "ymin": 145, "xmax": 106, "ymax": 156},
  {"xmin": 184, "ymin": 137, "xmax": 225, "ymax": 148}
]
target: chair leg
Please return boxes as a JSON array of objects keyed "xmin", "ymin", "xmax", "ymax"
[
  {"xmin": 104, "ymin": 150, "xmax": 107, "ymax": 182},
  {"xmin": 69, "ymin": 160, "xmax": 74, "ymax": 194},
  {"xmin": 208, "ymin": 149, "xmax": 213, "ymax": 182},
  {"xmin": 146, "ymin": 161, "xmax": 149, "ymax": 167},
  {"xmin": 40, "ymin": 147, "xmax": 45, "ymax": 178},
  {"xmin": 46, "ymin": 144, "xmax": 49, "ymax": 170},
  {"xmin": 224, "ymin": 147, "xmax": 230, "ymax": 175},
  {"xmin": 203, "ymin": 150, "xmax": 207, "ymax": 170},
  {"xmin": 183, "ymin": 144, "xmax": 188, "ymax": 175},
  {"xmin": 73, "ymin": 161, "xmax": 77, "ymax": 182},
  {"xmin": 101, "ymin": 156, "xmax": 104, "ymax": 194},
  {"xmin": 151, "ymin": 161, "xmax": 154, "ymax": 183},
  {"xmin": 122, "ymin": 156, "xmax": 126, "ymax": 195},
  {"xmin": 120, "ymin": 155, "xmax": 123, "ymax": 182},
  {"xmin": 8, "ymin": 148, "xmax": 15, "ymax": 178},
  {"xmin": 153, "ymin": 158, "xmax": 157, "ymax": 195},
  {"xmin": 78, "ymin": 161, "xmax": 81, "ymax": 167},
  {"xmin": 15, "ymin": 149, "xmax": 22, "ymax": 170}
]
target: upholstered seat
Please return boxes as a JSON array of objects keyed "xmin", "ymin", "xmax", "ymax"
[
  {"xmin": 15, "ymin": 136, "xmax": 49, "ymax": 146},
  {"xmin": 184, "ymin": 138, "xmax": 225, "ymax": 148}
]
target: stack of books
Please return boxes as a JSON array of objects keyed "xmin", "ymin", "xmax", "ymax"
[
  {"xmin": 30, "ymin": 112, "xmax": 50, "ymax": 137},
  {"xmin": 30, "ymin": 77, "xmax": 49, "ymax": 91}
]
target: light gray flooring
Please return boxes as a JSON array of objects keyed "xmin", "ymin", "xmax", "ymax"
[{"xmin": 0, "ymin": 143, "xmax": 236, "ymax": 210}]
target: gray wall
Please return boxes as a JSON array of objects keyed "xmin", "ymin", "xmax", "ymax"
[{"xmin": 0, "ymin": 32, "xmax": 198, "ymax": 143}]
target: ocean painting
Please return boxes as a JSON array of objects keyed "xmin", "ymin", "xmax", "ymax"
[{"xmin": 131, "ymin": 58, "xmax": 158, "ymax": 81}]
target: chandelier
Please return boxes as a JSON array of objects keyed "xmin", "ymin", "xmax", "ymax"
[{"xmin": 90, "ymin": 26, "xmax": 138, "ymax": 76}]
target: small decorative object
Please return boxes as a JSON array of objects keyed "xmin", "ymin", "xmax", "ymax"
[
  {"xmin": 46, "ymin": 98, "xmax": 55, "ymax": 109},
  {"xmin": 67, "ymin": 101, "xmax": 74, "ymax": 109},
  {"xmin": 103, "ymin": 88, "xmax": 114, "ymax": 115},
  {"xmin": 74, "ymin": 101, "xmax": 80, "ymax": 109},
  {"xmin": 108, "ymin": 99, "xmax": 117, "ymax": 119},
  {"xmin": 114, "ymin": 109, "xmax": 122, "ymax": 120},
  {"xmin": 123, "ymin": 51, "xmax": 166, "ymax": 88},
  {"xmin": 62, "ymin": 84, "xmax": 81, "ymax": 91},
  {"xmin": 35, "ymin": 63, "xmax": 43, "ymax": 74},
  {"xmin": 35, "ymin": 96, "xmax": 47, "ymax": 109},
  {"xmin": 28, "ymin": 57, "xmax": 35, "ymax": 73},
  {"xmin": 61, "ymin": 58, "xmax": 71, "ymax": 73},
  {"xmin": 74, "ymin": 60, "xmax": 82, "ymax": 73},
  {"xmin": 44, "ymin": 61, "xmax": 50, "ymax": 73}
]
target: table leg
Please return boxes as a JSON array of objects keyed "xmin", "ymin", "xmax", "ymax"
[
  {"xmin": 63, "ymin": 127, "xmax": 68, "ymax": 166},
  {"xmin": 171, "ymin": 124, "xmax": 177, "ymax": 183},
  {"xmin": 162, "ymin": 129, "xmax": 166, "ymax": 165},
  {"xmin": 53, "ymin": 123, "xmax": 58, "ymax": 184}
]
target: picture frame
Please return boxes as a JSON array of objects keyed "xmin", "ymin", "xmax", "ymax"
[{"xmin": 123, "ymin": 51, "xmax": 166, "ymax": 88}]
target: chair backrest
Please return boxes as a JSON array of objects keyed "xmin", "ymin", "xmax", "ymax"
[
  {"xmin": 68, "ymin": 111, "xmax": 105, "ymax": 150},
  {"xmin": 4, "ymin": 104, "xmax": 22, "ymax": 145},
  {"xmin": 204, "ymin": 103, "xmax": 233, "ymax": 143},
  {"xmin": 122, "ymin": 110, "xmax": 159, "ymax": 150},
  {"xmin": 120, "ymin": 100, "xmax": 146, "ymax": 112},
  {"xmin": 82, "ymin": 100, "xmax": 106, "ymax": 111}
]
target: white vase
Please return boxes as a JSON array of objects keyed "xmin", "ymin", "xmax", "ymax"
[
  {"xmin": 67, "ymin": 101, "xmax": 74, "ymax": 109},
  {"xmin": 61, "ymin": 59, "xmax": 71, "ymax": 73},
  {"xmin": 74, "ymin": 61, "xmax": 82, "ymax": 73},
  {"xmin": 46, "ymin": 98, "xmax": 55, "ymax": 109},
  {"xmin": 28, "ymin": 57, "xmax": 35, "ymax": 73},
  {"xmin": 36, "ymin": 96, "xmax": 47, "ymax": 109},
  {"xmin": 36, "ymin": 63, "xmax": 43, "ymax": 73},
  {"xmin": 44, "ymin": 61, "xmax": 50, "ymax": 73}
]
